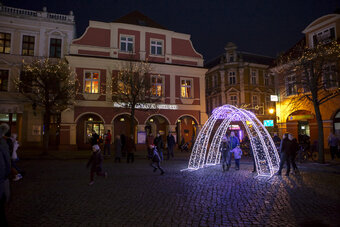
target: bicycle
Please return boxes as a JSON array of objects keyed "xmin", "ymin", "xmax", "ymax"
[{"xmin": 297, "ymin": 144, "xmax": 318, "ymax": 163}]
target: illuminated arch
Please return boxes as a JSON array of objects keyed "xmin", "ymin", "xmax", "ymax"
[
  {"xmin": 112, "ymin": 112, "xmax": 139, "ymax": 125},
  {"xmin": 75, "ymin": 112, "xmax": 105, "ymax": 123},
  {"xmin": 175, "ymin": 114, "xmax": 199, "ymax": 125},
  {"xmin": 188, "ymin": 105, "xmax": 280, "ymax": 177}
]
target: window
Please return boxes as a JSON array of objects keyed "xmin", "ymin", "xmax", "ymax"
[
  {"xmin": 229, "ymin": 52, "xmax": 234, "ymax": 62},
  {"xmin": 229, "ymin": 71, "xmax": 236, "ymax": 85},
  {"xmin": 0, "ymin": 32, "xmax": 11, "ymax": 54},
  {"xmin": 150, "ymin": 40, "xmax": 163, "ymax": 55},
  {"xmin": 264, "ymin": 73, "xmax": 269, "ymax": 86},
  {"xmin": 265, "ymin": 96, "xmax": 273, "ymax": 108},
  {"xmin": 0, "ymin": 70, "xmax": 9, "ymax": 91},
  {"xmin": 252, "ymin": 95, "xmax": 258, "ymax": 106},
  {"xmin": 323, "ymin": 64, "xmax": 338, "ymax": 88},
  {"xmin": 312, "ymin": 27, "xmax": 335, "ymax": 46},
  {"xmin": 212, "ymin": 74, "xmax": 219, "ymax": 88},
  {"xmin": 22, "ymin": 35, "xmax": 35, "ymax": 56},
  {"xmin": 251, "ymin": 70, "xmax": 257, "ymax": 85},
  {"xmin": 120, "ymin": 36, "xmax": 134, "ymax": 52},
  {"xmin": 84, "ymin": 71, "xmax": 99, "ymax": 94},
  {"xmin": 49, "ymin": 38, "xmax": 62, "ymax": 58},
  {"xmin": 286, "ymin": 74, "xmax": 297, "ymax": 96},
  {"xmin": 230, "ymin": 95, "xmax": 237, "ymax": 106},
  {"xmin": 181, "ymin": 79, "xmax": 192, "ymax": 98},
  {"xmin": 151, "ymin": 75, "xmax": 163, "ymax": 97}
]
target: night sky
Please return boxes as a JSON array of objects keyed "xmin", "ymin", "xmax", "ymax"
[{"xmin": 3, "ymin": 0, "xmax": 339, "ymax": 62}]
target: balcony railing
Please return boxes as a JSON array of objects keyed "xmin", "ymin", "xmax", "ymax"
[{"xmin": 0, "ymin": 4, "xmax": 74, "ymax": 23}]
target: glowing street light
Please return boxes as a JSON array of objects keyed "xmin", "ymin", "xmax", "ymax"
[{"xmin": 268, "ymin": 108, "xmax": 275, "ymax": 114}]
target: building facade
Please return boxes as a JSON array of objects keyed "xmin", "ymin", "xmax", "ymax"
[
  {"xmin": 205, "ymin": 42, "xmax": 276, "ymax": 138},
  {"xmin": 272, "ymin": 14, "xmax": 340, "ymax": 147},
  {"xmin": 60, "ymin": 11, "xmax": 207, "ymax": 150},
  {"xmin": 0, "ymin": 4, "xmax": 75, "ymax": 147}
]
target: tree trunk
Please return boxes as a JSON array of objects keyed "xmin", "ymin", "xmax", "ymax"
[
  {"xmin": 313, "ymin": 101, "xmax": 325, "ymax": 163},
  {"xmin": 130, "ymin": 107, "xmax": 135, "ymax": 140},
  {"xmin": 43, "ymin": 110, "xmax": 51, "ymax": 155}
]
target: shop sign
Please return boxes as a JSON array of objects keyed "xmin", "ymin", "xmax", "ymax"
[
  {"xmin": 263, "ymin": 120, "xmax": 274, "ymax": 127},
  {"xmin": 228, "ymin": 125, "xmax": 240, "ymax": 130},
  {"xmin": 288, "ymin": 114, "xmax": 314, "ymax": 121},
  {"xmin": 113, "ymin": 102, "xmax": 178, "ymax": 110},
  {"xmin": 270, "ymin": 95, "xmax": 278, "ymax": 102}
]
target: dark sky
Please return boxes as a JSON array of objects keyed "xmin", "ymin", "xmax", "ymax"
[{"xmin": 3, "ymin": 0, "xmax": 340, "ymax": 61}]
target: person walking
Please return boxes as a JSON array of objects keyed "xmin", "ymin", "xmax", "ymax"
[
  {"xmin": 0, "ymin": 123, "xmax": 11, "ymax": 226},
  {"xmin": 230, "ymin": 145, "xmax": 242, "ymax": 170},
  {"xmin": 229, "ymin": 131, "xmax": 240, "ymax": 171},
  {"xmin": 220, "ymin": 136, "xmax": 230, "ymax": 172},
  {"xmin": 328, "ymin": 132, "xmax": 339, "ymax": 160},
  {"xmin": 149, "ymin": 144, "xmax": 165, "ymax": 175},
  {"xmin": 276, "ymin": 133, "xmax": 293, "ymax": 176},
  {"xmin": 86, "ymin": 144, "xmax": 107, "ymax": 186},
  {"xmin": 103, "ymin": 130, "xmax": 112, "ymax": 156},
  {"xmin": 146, "ymin": 132, "xmax": 154, "ymax": 159},
  {"xmin": 154, "ymin": 133, "xmax": 164, "ymax": 161},
  {"xmin": 166, "ymin": 132, "xmax": 176, "ymax": 160},
  {"xmin": 126, "ymin": 135, "xmax": 136, "ymax": 163},
  {"xmin": 90, "ymin": 130, "xmax": 99, "ymax": 146},
  {"xmin": 114, "ymin": 135, "xmax": 122, "ymax": 163}
]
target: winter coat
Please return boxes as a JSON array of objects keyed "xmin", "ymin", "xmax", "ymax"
[
  {"xmin": 229, "ymin": 136, "xmax": 240, "ymax": 150},
  {"xmin": 125, "ymin": 137, "xmax": 136, "ymax": 154},
  {"xmin": 105, "ymin": 132, "xmax": 112, "ymax": 144},
  {"xmin": 280, "ymin": 138, "xmax": 293, "ymax": 156},
  {"xmin": 114, "ymin": 138, "xmax": 122, "ymax": 158},
  {"xmin": 154, "ymin": 136, "xmax": 164, "ymax": 152},
  {"xmin": 231, "ymin": 146, "xmax": 242, "ymax": 159},
  {"xmin": 167, "ymin": 135, "xmax": 176, "ymax": 148},
  {"xmin": 87, "ymin": 151, "xmax": 103, "ymax": 172},
  {"xmin": 150, "ymin": 147, "xmax": 161, "ymax": 162},
  {"xmin": 90, "ymin": 133, "xmax": 99, "ymax": 146},
  {"xmin": 220, "ymin": 141, "xmax": 230, "ymax": 156}
]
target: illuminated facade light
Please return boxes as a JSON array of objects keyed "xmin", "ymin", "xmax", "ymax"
[
  {"xmin": 120, "ymin": 118, "xmax": 125, "ymax": 122},
  {"xmin": 269, "ymin": 108, "xmax": 275, "ymax": 114},
  {"xmin": 188, "ymin": 104, "xmax": 280, "ymax": 177},
  {"xmin": 88, "ymin": 117, "xmax": 93, "ymax": 121},
  {"xmin": 149, "ymin": 118, "xmax": 154, "ymax": 122}
]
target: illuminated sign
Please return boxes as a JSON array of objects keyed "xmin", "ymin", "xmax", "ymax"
[
  {"xmin": 113, "ymin": 102, "xmax": 178, "ymax": 110},
  {"xmin": 270, "ymin": 95, "xmax": 278, "ymax": 102},
  {"xmin": 288, "ymin": 114, "xmax": 314, "ymax": 121},
  {"xmin": 263, "ymin": 120, "xmax": 274, "ymax": 127},
  {"xmin": 228, "ymin": 125, "xmax": 240, "ymax": 130}
]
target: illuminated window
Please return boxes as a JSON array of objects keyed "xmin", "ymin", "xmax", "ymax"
[
  {"xmin": 0, "ymin": 70, "xmax": 9, "ymax": 91},
  {"xmin": 49, "ymin": 38, "xmax": 62, "ymax": 58},
  {"xmin": 151, "ymin": 75, "xmax": 163, "ymax": 97},
  {"xmin": 181, "ymin": 79, "xmax": 192, "ymax": 98},
  {"xmin": 120, "ymin": 36, "xmax": 134, "ymax": 52},
  {"xmin": 22, "ymin": 35, "xmax": 35, "ymax": 56},
  {"xmin": 251, "ymin": 70, "xmax": 257, "ymax": 85},
  {"xmin": 0, "ymin": 32, "xmax": 11, "ymax": 54},
  {"xmin": 229, "ymin": 71, "xmax": 236, "ymax": 85},
  {"xmin": 150, "ymin": 40, "xmax": 163, "ymax": 55},
  {"xmin": 84, "ymin": 71, "xmax": 99, "ymax": 94}
]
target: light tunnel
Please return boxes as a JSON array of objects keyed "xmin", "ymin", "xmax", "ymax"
[{"xmin": 188, "ymin": 105, "xmax": 280, "ymax": 177}]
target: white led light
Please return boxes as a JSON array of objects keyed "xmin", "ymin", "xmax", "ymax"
[{"xmin": 188, "ymin": 105, "xmax": 280, "ymax": 177}]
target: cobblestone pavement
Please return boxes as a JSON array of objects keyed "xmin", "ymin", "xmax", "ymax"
[{"xmin": 6, "ymin": 156, "xmax": 340, "ymax": 226}]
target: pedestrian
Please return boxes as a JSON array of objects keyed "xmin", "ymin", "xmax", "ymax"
[
  {"xmin": 149, "ymin": 144, "xmax": 165, "ymax": 175},
  {"xmin": 291, "ymin": 136, "xmax": 299, "ymax": 174},
  {"xmin": 114, "ymin": 135, "xmax": 122, "ymax": 163},
  {"xmin": 229, "ymin": 131, "xmax": 240, "ymax": 170},
  {"xmin": 328, "ymin": 132, "xmax": 339, "ymax": 160},
  {"xmin": 166, "ymin": 131, "xmax": 176, "ymax": 160},
  {"xmin": 220, "ymin": 136, "xmax": 230, "ymax": 172},
  {"xmin": 126, "ymin": 135, "xmax": 136, "ymax": 163},
  {"xmin": 230, "ymin": 145, "xmax": 242, "ymax": 170},
  {"xmin": 146, "ymin": 132, "xmax": 154, "ymax": 159},
  {"xmin": 180, "ymin": 136, "xmax": 185, "ymax": 152},
  {"xmin": 154, "ymin": 133, "xmax": 164, "ymax": 161},
  {"xmin": 120, "ymin": 134, "xmax": 126, "ymax": 157},
  {"xmin": 10, "ymin": 133, "xmax": 23, "ymax": 181},
  {"xmin": 276, "ymin": 133, "xmax": 293, "ymax": 176},
  {"xmin": 273, "ymin": 133, "xmax": 281, "ymax": 151},
  {"xmin": 86, "ymin": 144, "xmax": 107, "ymax": 186},
  {"xmin": 90, "ymin": 130, "xmax": 99, "ymax": 146},
  {"xmin": 0, "ymin": 123, "xmax": 11, "ymax": 227},
  {"xmin": 103, "ymin": 130, "xmax": 112, "ymax": 156}
]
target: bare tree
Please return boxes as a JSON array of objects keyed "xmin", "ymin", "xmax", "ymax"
[
  {"xmin": 15, "ymin": 58, "xmax": 77, "ymax": 153},
  {"xmin": 276, "ymin": 40, "xmax": 340, "ymax": 163},
  {"xmin": 111, "ymin": 60, "xmax": 160, "ymax": 138}
]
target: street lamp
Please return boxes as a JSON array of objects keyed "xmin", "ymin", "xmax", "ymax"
[{"xmin": 268, "ymin": 108, "xmax": 275, "ymax": 114}]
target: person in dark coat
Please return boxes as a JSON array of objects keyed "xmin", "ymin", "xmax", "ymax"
[
  {"xmin": 103, "ymin": 130, "xmax": 112, "ymax": 156},
  {"xmin": 149, "ymin": 144, "xmax": 165, "ymax": 175},
  {"xmin": 86, "ymin": 144, "xmax": 107, "ymax": 185},
  {"xmin": 90, "ymin": 130, "xmax": 99, "ymax": 146},
  {"xmin": 276, "ymin": 133, "xmax": 293, "ymax": 176},
  {"xmin": 166, "ymin": 132, "xmax": 176, "ymax": 160},
  {"xmin": 220, "ymin": 136, "xmax": 230, "ymax": 172},
  {"xmin": 0, "ymin": 123, "xmax": 11, "ymax": 226},
  {"xmin": 114, "ymin": 135, "xmax": 122, "ymax": 163},
  {"xmin": 126, "ymin": 135, "xmax": 136, "ymax": 163},
  {"xmin": 146, "ymin": 133, "xmax": 154, "ymax": 159},
  {"xmin": 153, "ymin": 133, "xmax": 164, "ymax": 161}
]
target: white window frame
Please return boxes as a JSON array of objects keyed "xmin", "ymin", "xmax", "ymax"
[
  {"xmin": 120, "ymin": 35, "xmax": 134, "ymax": 53},
  {"xmin": 229, "ymin": 71, "xmax": 236, "ymax": 85},
  {"xmin": 84, "ymin": 70, "xmax": 100, "ymax": 94},
  {"xmin": 0, "ymin": 29, "xmax": 14, "ymax": 54},
  {"xmin": 150, "ymin": 39, "xmax": 163, "ymax": 56},
  {"xmin": 311, "ymin": 24, "xmax": 336, "ymax": 47},
  {"xmin": 20, "ymin": 33, "xmax": 37, "ymax": 56},
  {"xmin": 48, "ymin": 37, "xmax": 63, "ymax": 58},
  {"xmin": 251, "ymin": 70, "xmax": 258, "ymax": 85},
  {"xmin": 151, "ymin": 74, "xmax": 165, "ymax": 97},
  {"xmin": 180, "ymin": 78, "xmax": 193, "ymax": 99}
]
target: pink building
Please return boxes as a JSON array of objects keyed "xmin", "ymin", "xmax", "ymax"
[{"xmin": 60, "ymin": 11, "xmax": 207, "ymax": 150}]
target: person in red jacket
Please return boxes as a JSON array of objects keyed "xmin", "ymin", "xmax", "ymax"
[{"xmin": 103, "ymin": 130, "xmax": 112, "ymax": 156}]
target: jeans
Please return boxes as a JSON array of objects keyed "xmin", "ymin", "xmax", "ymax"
[
  {"xmin": 150, "ymin": 161, "xmax": 164, "ymax": 173},
  {"xmin": 278, "ymin": 152, "xmax": 291, "ymax": 175},
  {"xmin": 235, "ymin": 159, "xmax": 240, "ymax": 169},
  {"xmin": 104, "ymin": 144, "xmax": 111, "ymax": 155}
]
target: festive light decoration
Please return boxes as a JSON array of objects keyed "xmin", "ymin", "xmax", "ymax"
[{"xmin": 188, "ymin": 105, "xmax": 280, "ymax": 177}]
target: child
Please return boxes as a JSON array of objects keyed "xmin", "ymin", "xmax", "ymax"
[
  {"xmin": 149, "ymin": 144, "xmax": 165, "ymax": 175},
  {"xmin": 86, "ymin": 145, "xmax": 107, "ymax": 185},
  {"xmin": 231, "ymin": 146, "xmax": 242, "ymax": 170}
]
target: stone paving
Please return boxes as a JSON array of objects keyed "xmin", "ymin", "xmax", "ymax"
[{"xmin": 5, "ymin": 155, "xmax": 340, "ymax": 226}]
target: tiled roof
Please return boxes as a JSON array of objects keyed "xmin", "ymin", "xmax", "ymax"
[{"xmin": 113, "ymin": 11, "xmax": 167, "ymax": 30}]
